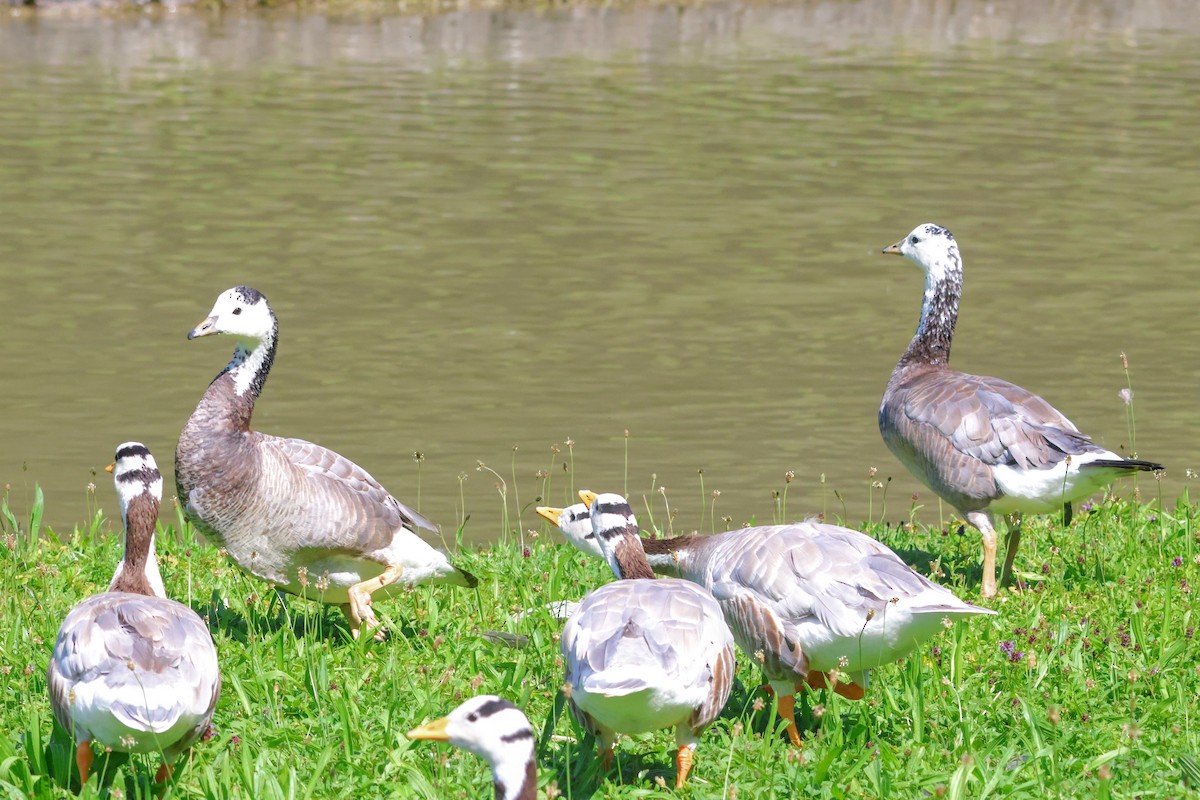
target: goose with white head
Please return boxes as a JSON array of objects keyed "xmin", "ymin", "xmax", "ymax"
[
  {"xmin": 561, "ymin": 491, "xmax": 734, "ymax": 788},
  {"xmin": 545, "ymin": 502, "xmax": 993, "ymax": 746},
  {"xmin": 880, "ymin": 224, "xmax": 1162, "ymax": 597},
  {"xmin": 48, "ymin": 443, "xmax": 220, "ymax": 786},
  {"xmin": 176, "ymin": 286, "xmax": 477, "ymax": 639},
  {"xmin": 407, "ymin": 695, "xmax": 537, "ymax": 800},
  {"xmin": 535, "ymin": 503, "xmax": 601, "ymax": 559}
]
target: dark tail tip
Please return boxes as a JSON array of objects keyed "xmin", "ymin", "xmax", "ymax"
[
  {"xmin": 1087, "ymin": 458, "xmax": 1164, "ymax": 472},
  {"xmin": 458, "ymin": 567, "xmax": 480, "ymax": 588}
]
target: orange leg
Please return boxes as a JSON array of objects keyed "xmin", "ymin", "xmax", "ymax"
[
  {"xmin": 155, "ymin": 761, "xmax": 174, "ymax": 784},
  {"xmin": 806, "ymin": 670, "xmax": 865, "ymax": 700},
  {"xmin": 345, "ymin": 565, "xmax": 404, "ymax": 640},
  {"xmin": 600, "ymin": 746, "xmax": 615, "ymax": 771},
  {"xmin": 833, "ymin": 681, "xmax": 865, "ymax": 700},
  {"xmin": 675, "ymin": 746, "xmax": 694, "ymax": 788},
  {"xmin": 776, "ymin": 693, "xmax": 803, "ymax": 748},
  {"xmin": 75, "ymin": 741, "xmax": 94, "ymax": 784}
]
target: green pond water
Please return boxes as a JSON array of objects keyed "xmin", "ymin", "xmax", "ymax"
[{"xmin": 1, "ymin": 0, "xmax": 1197, "ymax": 539}]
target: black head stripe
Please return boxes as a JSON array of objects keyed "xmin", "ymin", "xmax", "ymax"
[
  {"xmin": 594, "ymin": 501, "xmax": 632, "ymax": 517},
  {"xmin": 567, "ymin": 508, "xmax": 589, "ymax": 524},
  {"xmin": 476, "ymin": 697, "xmax": 517, "ymax": 719},
  {"xmin": 233, "ymin": 286, "xmax": 266, "ymax": 304},
  {"xmin": 924, "ymin": 224, "xmax": 954, "ymax": 240},
  {"xmin": 117, "ymin": 466, "xmax": 161, "ymax": 486},
  {"xmin": 115, "ymin": 444, "xmax": 151, "ymax": 461},
  {"xmin": 597, "ymin": 523, "xmax": 638, "ymax": 542},
  {"xmin": 500, "ymin": 728, "xmax": 534, "ymax": 744}
]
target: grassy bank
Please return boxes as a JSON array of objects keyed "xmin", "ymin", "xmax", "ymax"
[{"xmin": 1, "ymin": 479, "xmax": 1197, "ymax": 799}]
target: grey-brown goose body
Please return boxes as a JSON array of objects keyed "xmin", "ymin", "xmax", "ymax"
[
  {"xmin": 177, "ymin": 287, "xmax": 476, "ymax": 626},
  {"xmin": 878, "ymin": 224, "xmax": 1161, "ymax": 596}
]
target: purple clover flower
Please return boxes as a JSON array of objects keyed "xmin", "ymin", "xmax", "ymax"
[{"xmin": 999, "ymin": 640, "xmax": 1025, "ymax": 663}]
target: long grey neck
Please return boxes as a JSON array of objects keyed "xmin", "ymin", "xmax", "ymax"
[
  {"xmin": 187, "ymin": 323, "xmax": 277, "ymax": 435},
  {"xmin": 492, "ymin": 751, "xmax": 537, "ymax": 800},
  {"xmin": 896, "ymin": 261, "xmax": 961, "ymax": 371}
]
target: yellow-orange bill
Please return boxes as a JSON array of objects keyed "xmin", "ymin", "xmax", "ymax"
[
  {"xmin": 535, "ymin": 506, "xmax": 563, "ymax": 525},
  {"xmin": 406, "ymin": 716, "xmax": 450, "ymax": 742}
]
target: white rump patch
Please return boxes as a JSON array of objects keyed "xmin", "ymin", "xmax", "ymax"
[{"xmin": 991, "ymin": 451, "xmax": 1130, "ymax": 514}]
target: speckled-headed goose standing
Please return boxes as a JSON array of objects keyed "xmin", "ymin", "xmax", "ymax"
[
  {"xmin": 48, "ymin": 443, "xmax": 220, "ymax": 785},
  {"xmin": 542, "ymin": 503, "xmax": 992, "ymax": 746},
  {"xmin": 880, "ymin": 224, "xmax": 1162, "ymax": 597},
  {"xmin": 562, "ymin": 491, "xmax": 734, "ymax": 788},
  {"xmin": 176, "ymin": 286, "xmax": 477, "ymax": 639},
  {"xmin": 408, "ymin": 695, "xmax": 537, "ymax": 800}
]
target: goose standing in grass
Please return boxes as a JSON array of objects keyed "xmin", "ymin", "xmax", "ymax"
[
  {"xmin": 562, "ymin": 491, "xmax": 734, "ymax": 788},
  {"xmin": 879, "ymin": 224, "xmax": 1162, "ymax": 598},
  {"xmin": 541, "ymin": 502, "xmax": 992, "ymax": 746},
  {"xmin": 48, "ymin": 443, "xmax": 220, "ymax": 785},
  {"xmin": 407, "ymin": 695, "xmax": 537, "ymax": 800},
  {"xmin": 176, "ymin": 286, "xmax": 477, "ymax": 639}
]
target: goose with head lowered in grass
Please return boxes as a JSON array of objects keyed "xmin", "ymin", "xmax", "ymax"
[
  {"xmin": 879, "ymin": 223, "xmax": 1162, "ymax": 597},
  {"xmin": 176, "ymin": 286, "xmax": 477, "ymax": 639},
  {"xmin": 540, "ymin": 501, "xmax": 992, "ymax": 747}
]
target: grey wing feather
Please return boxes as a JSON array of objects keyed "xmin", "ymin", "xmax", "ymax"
[
  {"xmin": 49, "ymin": 593, "xmax": 220, "ymax": 748},
  {"xmin": 706, "ymin": 524, "xmax": 986, "ymax": 643},
  {"xmin": 711, "ymin": 580, "xmax": 808, "ymax": 684},
  {"xmin": 261, "ymin": 435, "xmax": 438, "ymax": 550},
  {"xmin": 563, "ymin": 580, "xmax": 732, "ymax": 697},
  {"xmin": 882, "ymin": 369, "xmax": 1103, "ymax": 505},
  {"xmin": 690, "ymin": 634, "xmax": 735, "ymax": 733}
]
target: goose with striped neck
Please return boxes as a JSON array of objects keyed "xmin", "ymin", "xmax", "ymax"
[
  {"xmin": 407, "ymin": 695, "xmax": 536, "ymax": 800},
  {"xmin": 880, "ymin": 224, "xmax": 1162, "ymax": 597},
  {"xmin": 176, "ymin": 286, "xmax": 477, "ymax": 639},
  {"xmin": 48, "ymin": 443, "xmax": 220, "ymax": 786},
  {"xmin": 561, "ymin": 491, "xmax": 734, "ymax": 788},
  {"xmin": 543, "ymin": 502, "xmax": 993, "ymax": 747}
]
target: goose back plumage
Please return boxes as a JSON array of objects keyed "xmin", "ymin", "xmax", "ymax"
[
  {"xmin": 645, "ymin": 523, "xmax": 993, "ymax": 681},
  {"xmin": 563, "ymin": 578, "xmax": 734, "ymax": 734},
  {"xmin": 561, "ymin": 492, "xmax": 734, "ymax": 787},
  {"xmin": 49, "ymin": 593, "xmax": 220, "ymax": 756},
  {"xmin": 880, "ymin": 367, "xmax": 1116, "ymax": 514}
]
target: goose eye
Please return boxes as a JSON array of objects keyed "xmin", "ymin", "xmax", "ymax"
[
  {"xmin": 232, "ymin": 308, "xmax": 243, "ymax": 316},
  {"xmin": 467, "ymin": 712, "xmax": 479, "ymax": 722},
  {"xmin": 909, "ymin": 236, "xmax": 919, "ymax": 245}
]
